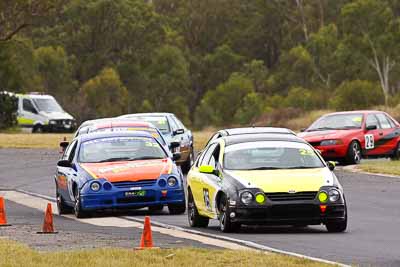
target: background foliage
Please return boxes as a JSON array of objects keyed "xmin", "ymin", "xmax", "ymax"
[{"xmin": 1, "ymin": 0, "xmax": 400, "ymax": 128}]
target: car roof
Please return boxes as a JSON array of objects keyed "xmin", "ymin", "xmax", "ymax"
[
  {"xmin": 324, "ymin": 110, "xmax": 383, "ymax": 116},
  {"xmin": 89, "ymin": 120, "xmax": 154, "ymax": 130},
  {"xmin": 221, "ymin": 127, "xmax": 295, "ymax": 135},
  {"xmin": 222, "ymin": 133, "xmax": 307, "ymax": 146},
  {"xmin": 120, "ymin": 113, "xmax": 173, "ymax": 118},
  {"xmin": 79, "ymin": 118, "xmax": 116, "ymax": 128},
  {"xmin": 77, "ymin": 130, "xmax": 154, "ymax": 143}
]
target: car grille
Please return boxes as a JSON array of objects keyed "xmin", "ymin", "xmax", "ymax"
[
  {"xmin": 117, "ymin": 196, "xmax": 156, "ymax": 204},
  {"xmin": 53, "ymin": 119, "xmax": 73, "ymax": 126},
  {"xmin": 270, "ymin": 204, "xmax": 319, "ymax": 219},
  {"xmin": 266, "ymin": 191, "xmax": 317, "ymax": 201},
  {"xmin": 112, "ymin": 180, "xmax": 157, "ymax": 188}
]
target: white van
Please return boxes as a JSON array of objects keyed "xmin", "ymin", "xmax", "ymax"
[{"xmin": 17, "ymin": 93, "xmax": 76, "ymax": 133}]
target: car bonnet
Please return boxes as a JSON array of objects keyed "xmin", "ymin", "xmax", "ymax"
[
  {"xmin": 80, "ymin": 158, "xmax": 173, "ymax": 182},
  {"xmin": 224, "ymin": 167, "xmax": 334, "ymax": 193}
]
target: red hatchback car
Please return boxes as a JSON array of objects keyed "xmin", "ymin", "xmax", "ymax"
[{"xmin": 298, "ymin": 111, "xmax": 400, "ymax": 164}]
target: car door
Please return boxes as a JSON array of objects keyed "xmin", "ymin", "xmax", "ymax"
[
  {"xmin": 171, "ymin": 115, "xmax": 191, "ymax": 160},
  {"xmin": 56, "ymin": 140, "xmax": 78, "ymax": 203},
  {"xmin": 199, "ymin": 143, "xmax": 223, "ymax": 218},
  {"xmin": 189, "ymin": 143, "xmax": 217, "ymax": 213},
  {"xmin": 18, "ymin": 98, "xmax": 41, "ymax": 127},
  {"xmin": 375, "ymin": 113, "xmax": 400, "ymax": 154},
  {"xmin": 363, "ymin": 114, "xmax": 383, "ymax": 156}
]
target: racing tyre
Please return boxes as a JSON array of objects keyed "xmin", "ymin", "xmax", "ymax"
[
  {"xmin": 181, "ymin": 149, "xmax": 194, "ymax": 174},
  {"xmin": 148, "ymin": 205, "xmax": 164, "ymax": 212},
  {"xmin": 56, "ymin": 191, "xmax": 73, "ymax": 215},
  {"xmin": 74, "ymin": 190, "xmax": 89, "ymax": 218},
  {"xmin": 326, "ymin": 205, "xmax": 347, "ymax": 233},
  {"xmin": 168, "ymin": 203, "xmax": 186, "ymax": 215},
  {"xmin": 345, "ymin": 141, "xmax": 362, "ymax": 165},
  {"xmin": 187, "ymin": 189, "xmax": 209, "ymax": 227},
  {"xmin": 390, "ymin": 142, "xmax": 400, "ymax": 160},
  {"xmin": 219, "ymin": 195, "xmax": 240, "ymax": 233}
]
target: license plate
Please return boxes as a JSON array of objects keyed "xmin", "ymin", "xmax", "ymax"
[{"xmin": 125, "ymin": 190, "xmax": 146, "ymax": 197}]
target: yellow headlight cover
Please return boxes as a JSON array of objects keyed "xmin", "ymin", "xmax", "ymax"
[
  {"xmin": 255, "ymin": 193, "xmax": 266, "ymax": 204},
  {"xmin": 318, "ymin": 191, "xmax": 328, "ymax": 203}
]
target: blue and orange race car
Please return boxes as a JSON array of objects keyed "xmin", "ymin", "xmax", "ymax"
[{"xmin": 55, "ymin": 131, "xmax": 185, "ymax": 218}]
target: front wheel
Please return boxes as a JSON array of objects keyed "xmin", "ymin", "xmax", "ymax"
[
  {"xmin": 219, "ymin": 195, "xmax": 240, "ymax": 233},
  {"xmin": 390, "ymin": 142, "xmax": 400, "ymax": 160},
  {"xmin": 56, "ymin": 191, "xmax": 73, "ymax": 215},
  {"xmin": 148, "ymin": 205, "xmax": 164, "ymax": 212},
  {"xmin": 345, "ymin": 141, "xmax": 362, "ymax": 165},
  {"xmin": 326, "ymin": 205, "xmax": 347, "ymax": 233},
  {"xmin": 181, "ymin": 149, "xmax": 194, "ymax": 174},
  {"xmin": 187, "ymin": 189, "xmax": 209, "ymax": 227},
  {"xmin": 74, "ymin": 190, "xmax": 89, "ymax": 218},
  {"xmin": 168, "ymin": 203, "xmax": 186, "ymax": 215}
]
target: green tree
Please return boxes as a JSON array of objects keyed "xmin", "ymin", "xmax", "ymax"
[
  {"xmin": 0, "ymin": 38, "xmax": 41, "ymax": 92},
  {"xmin": 34, "ymin": 46, "xmax": 77, "ymax": 106},
  {"xmin": 329, "ymin": 80, "xmax": 384, "ymax": 110},
  {"xmin": 195, "ymin": 73, "xmax": 253, "ymax": 126},
  {"xmin": 285, "ymin": 87, "xmax": 316, "ymax": 111},
  {"xmin": 341, "ymin": 0, "xmax": 400, "ymax": 104},
  {"xmin": 234, "ymin": 92, "xmax": 264, "ymax": 125},
  {"xmin": 145, "ymin": 45, "xmax": 190, "ymax": 122},
  {"xmin": 79, "ymin": 67, "xmax": 128, "ymax": 120}
]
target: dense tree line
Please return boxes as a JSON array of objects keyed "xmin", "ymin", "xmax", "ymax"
[{"xmin": 1, "ymin": 0, "xmax": 400, "ymax": 128}]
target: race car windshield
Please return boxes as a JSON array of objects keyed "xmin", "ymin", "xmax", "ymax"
[
  {"xmin": 33, "ymin": 98, "xmax": 64, "ymax": 113},
  {"xmin": 79, "ymin": 137, "xmax": 167, "ymax": 163},
  {"xmin": 307, "ymin": 114, "xmax": 363, "ymax": 131},
  {"xmin": 91, "ymin": 127, "xmax": 166, "ymax": 145},
  {"xmin": 224, "ymin": 141, "xmax": 325, "ymax": 170},
  {"xmin": 128, "ymin": 116, "xmax": 170, "ymax": 134}
]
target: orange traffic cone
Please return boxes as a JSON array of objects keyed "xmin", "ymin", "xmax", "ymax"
[
  {"xmin": 137, "ymin": 216, "xmax": 156, "ymax": 249},
  {"xmin": 0, "ymin": 197, "xmax": 11, "ymax": 227},
  {"xmin": 37, "ymin": 203, "xmax": 58, "ymax": 234}
]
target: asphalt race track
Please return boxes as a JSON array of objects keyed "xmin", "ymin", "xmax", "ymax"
[{"xmin": 1, "ymin": 148, "xmax": 400, "ymax": 266}]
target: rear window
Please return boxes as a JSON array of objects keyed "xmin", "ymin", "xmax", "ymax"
[{"xmin": 129, "ymin": 116, "xmax": 170, "ymax": 134}]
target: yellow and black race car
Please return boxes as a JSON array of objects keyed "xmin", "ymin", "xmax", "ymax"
[{"xmin": 187, "ymin": 132, "xmax": 347, "ymax": 233}]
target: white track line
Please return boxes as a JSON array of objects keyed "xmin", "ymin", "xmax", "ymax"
[
  {"xmin": 0, "ymin": 190, "xmax": 250, "ymax": 250},
  {"xmin": 1, "ymin": 190, "xmax": 349, "ymax": 266}
]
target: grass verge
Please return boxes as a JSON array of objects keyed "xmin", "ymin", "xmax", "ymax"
[
  {"xmin": 0, "ymin": 131, "xmax": 214, "ymax": 151},
  {"xmin": 358, "ymin": 160, "xmax": 400, "ymax": 176},
  {"xmin": 0, "ymin": 239, "xmax": 332, "ymax": 267}
]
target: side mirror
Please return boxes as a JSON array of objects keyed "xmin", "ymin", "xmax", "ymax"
[
  {"xmin": 199, "ymin": 165, "xmax": 216, "ymax": 174},
  {"xmin": 173, "ymin": 129, "xmax": 184, "ymax": 135},
  {"xmin": 57, "ymin": 159, "xmax": 72, "ymax": 168},
  {"xmin": 170, "ymin": 141, "xmax": 180, "ymax": 149},
  {"xmin": 327, "ymin": 161, "xmax": 336, "ymax": 171},
  {"xmin": 172, "ymin": 152, "xmax": 181, "ymax": 161},
  {"xmin": 366, "ymin": 125, "xmax": 377, "ymax": 131}
]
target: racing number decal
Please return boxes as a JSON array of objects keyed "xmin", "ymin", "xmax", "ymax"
[
  {"xmin": 203, "ymin": 188, "xmax": 212, "ymax": 211},
  {"xmin": 365, "ymin": 134, "xmax": 375, "ymax": 149}
]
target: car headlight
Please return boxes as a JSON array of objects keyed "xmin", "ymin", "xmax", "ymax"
[
  {"xmin": 329, "ymin": 189, "xmax": 340, "ymax": 202},
  {"xmin": 320, "ymin": 139, "xmax": 343, "ymax": 146},
  {"xmin": 240, "ymin": 191, "xmax": 254, "ymax": 204},
  {"xmin": 49, "ymin": 120, "xmax": 57, "ymax": 125},
  {"xmin": 318, "ymin": 191, "xmax": 328, "ymax": 203},
  {"xmin": 90, "ymin": 181, "xmax": 101, "ymax": 192},
  {"xmin": 167, "ymin": 177, "xmax": 177, "ymax": 187}
]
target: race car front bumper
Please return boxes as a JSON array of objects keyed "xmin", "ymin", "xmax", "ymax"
[
  {"xmin": 229, "ymin": 203, "xmax": 346, "ymax": 225},
  {"xmin": 80, "ymin": 180, "xmax": 185, "ymax": 211},
  {"xmin": 310, "ymin": 144, "xmax": 348, "ymax": 160}
]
